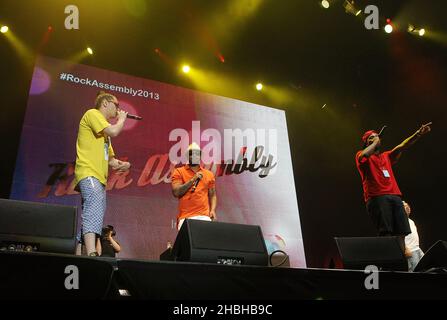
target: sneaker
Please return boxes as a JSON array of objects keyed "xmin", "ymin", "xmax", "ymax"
[{"xmin": 88, "ymin": 252, "xmax": 99, "ymax": 257}]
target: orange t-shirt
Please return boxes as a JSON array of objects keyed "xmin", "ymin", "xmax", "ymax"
[{"xmin": 171, "ymin": 165, "xmax": 215, "ymax": 221}]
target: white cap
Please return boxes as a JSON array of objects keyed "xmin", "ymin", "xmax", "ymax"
[{"xmin": 187, "ymin": 142, "xmax": 201, "ymax": 151}]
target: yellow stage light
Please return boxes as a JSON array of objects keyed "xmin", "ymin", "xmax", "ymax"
[{"xmin": 182, "ymin": 65, "xmax": 191, "ymax": 73}]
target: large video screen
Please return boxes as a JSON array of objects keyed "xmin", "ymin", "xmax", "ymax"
[{"xmin": 11, "ymin": 55, "xmax": 306, "ymax": 267}]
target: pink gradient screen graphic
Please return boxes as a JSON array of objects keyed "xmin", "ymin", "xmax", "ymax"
[{"xmin": 11, "ymin": 56, "xmax": 306, "ymax": 267}]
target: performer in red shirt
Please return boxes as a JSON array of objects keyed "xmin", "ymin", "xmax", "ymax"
[{"xmin": 355, "ymin": 122, "xmax": 431, "ymax": 255}]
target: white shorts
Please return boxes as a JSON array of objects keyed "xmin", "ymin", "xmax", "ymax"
[{"xmin": 177, "ymin": 215, "xmax": 212, "ymax": 231}]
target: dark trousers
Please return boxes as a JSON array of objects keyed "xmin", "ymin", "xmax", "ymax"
[{"xmin": 366, "ymin": 195, "xmax": 411, "ymax": 236}]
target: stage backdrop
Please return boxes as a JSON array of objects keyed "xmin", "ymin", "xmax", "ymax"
[{"xmin": 10, "ymin": 55, "xmax": 306, "ymax": 267}]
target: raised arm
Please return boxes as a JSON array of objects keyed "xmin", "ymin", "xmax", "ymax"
[
  {"xmin": 390, "ymin": 122, "xmax": 432, "ymax": 161},
  {"xmin": 103, "ymin": 110, "xmax": 128, "ymax": 137}
]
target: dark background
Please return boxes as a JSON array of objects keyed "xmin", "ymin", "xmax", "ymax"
[{"xmin": 1, "ymin": 0, "xmax": 446, "ymax": 268}]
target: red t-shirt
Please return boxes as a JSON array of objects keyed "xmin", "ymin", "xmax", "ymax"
[{"xmin": 355, "ymin": 150, "xmax": 402, "ymax": 202}]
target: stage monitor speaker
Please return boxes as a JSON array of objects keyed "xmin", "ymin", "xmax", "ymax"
[
  {"xmin": 170, "ymin": 219, "xmax": 268, "ymax": 266},
  {"xmin": 334, "ymin": 236, "xmax": 408, "ymax": 271},
  {"xmin": 414, "ymin": 240, "xmax": 447, "ymax": 273},
  {"xmin": 0, "ymin": 198, "xmax": 78, "ymax": 254}
]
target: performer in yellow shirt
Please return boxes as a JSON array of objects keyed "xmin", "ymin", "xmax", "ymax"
[{"xmin": 74, "ymin": 91, "xmax": 131, "ymax": 256}]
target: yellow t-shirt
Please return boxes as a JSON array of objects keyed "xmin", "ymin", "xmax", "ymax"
[{"xmin": 74, "ymin": 109, "xmax": 115, "ymax": 188}]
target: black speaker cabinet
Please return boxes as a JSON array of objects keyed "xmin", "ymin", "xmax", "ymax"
[
  {"xmin": 0, "ymin": 198, "xmax": 78, "ymax": 254},
  {"xmin": 414, "ymin": 240, "xmax": 447, "ymax": 273},
  {"xmin": 335, "ymin": 236, "xmax": 408, "ymax": 271},
  {"xmin": 170, "ymin": 219, "xmax": 268, "ymax": 266}
]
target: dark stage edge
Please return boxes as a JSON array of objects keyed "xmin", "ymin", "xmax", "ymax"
[{"xmin": 1, "ymin": 251, "xmax": 446, "ymax": 300}]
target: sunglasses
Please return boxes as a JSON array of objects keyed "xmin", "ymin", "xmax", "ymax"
[{"xmin": 109, "ymin": 100, "xmax": 120, "ymax": 108}]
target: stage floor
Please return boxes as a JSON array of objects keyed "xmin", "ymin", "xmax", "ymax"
[{"xmin": 1, "ymin": 251, "xmax": 446, "ymax": 300}]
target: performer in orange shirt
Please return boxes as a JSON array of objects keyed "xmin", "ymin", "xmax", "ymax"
[{"xmin": 171, "ymin": 143, "xmax": 217, "ymax": 230}]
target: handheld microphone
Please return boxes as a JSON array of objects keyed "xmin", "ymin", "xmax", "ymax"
[
  {"xmin": 127, "ymin": 114, "xmax": 143, "ymax": 120},
  {"xmin": 191, "ymin": 176, "xmax": 201, "ymax": 192}
]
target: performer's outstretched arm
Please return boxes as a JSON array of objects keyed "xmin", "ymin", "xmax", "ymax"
[{"xmin": 390, "ymin": 122, "xmax": 432, "ymax": 161}]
